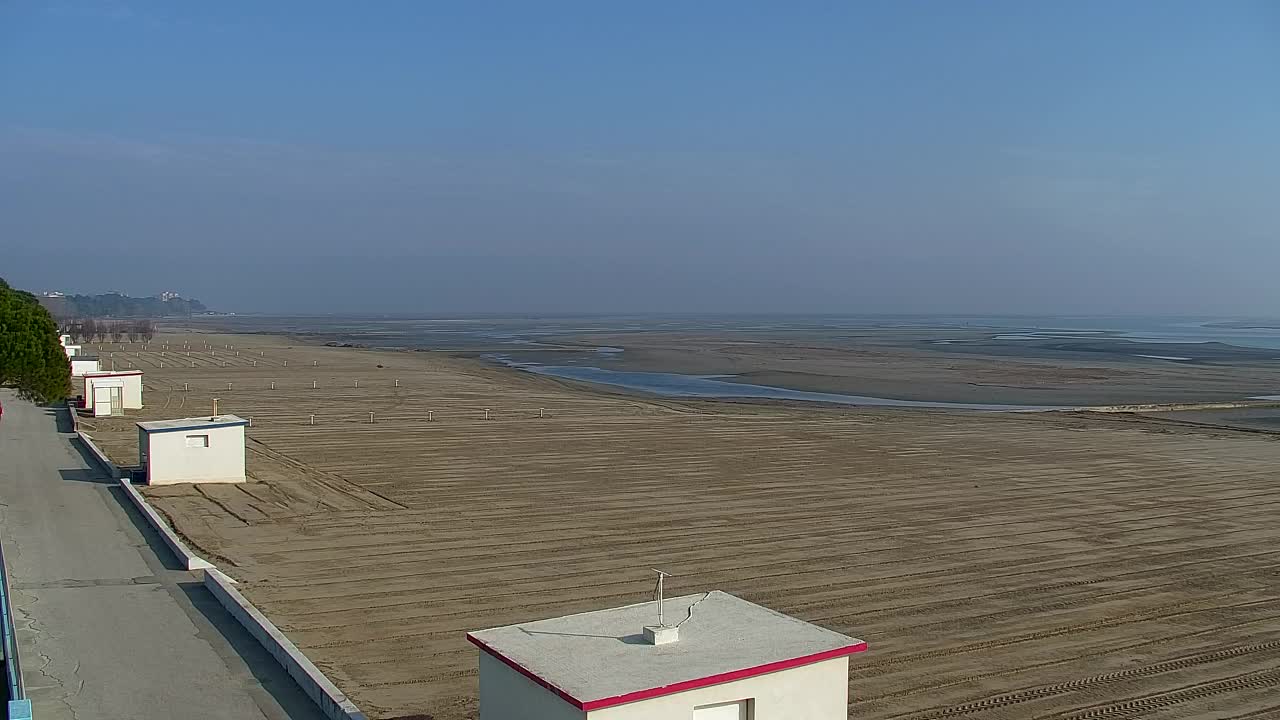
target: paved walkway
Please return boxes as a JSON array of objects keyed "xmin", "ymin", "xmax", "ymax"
[{"xmin": 0, "ymin": 390, "xmax": 326, "ymax": 720}]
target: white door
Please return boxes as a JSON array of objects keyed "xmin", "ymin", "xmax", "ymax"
[
  {"xmin": 109, "ymin": 387, "xmax": 123, "ymax": 415},
  {"xmin": 93, "ymin": 387, "xmax": 114, "ymax": 416},
  {"xmin": 694, "ymin": 701, "xmax": 749, "ymax": 720}
]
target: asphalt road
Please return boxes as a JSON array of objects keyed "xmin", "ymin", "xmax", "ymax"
[{"xmin": 0, "ymin": 390, "xmax": 327, "ymax": 720}]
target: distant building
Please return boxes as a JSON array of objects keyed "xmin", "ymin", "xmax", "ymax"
[
  {"xmin": 42, "ymin": 291, "xmax": 65, "ymax": 298},
  {"xmin": 137, "ymin": 415, "xmax": 248, "ymax": 485},
  {"xmin": 83, "ymin": 370, "xmax": 144, "ymax": 416},
  {"xmin": 70, "ymin": 356, "xmax": 100, "ymax": 377},
  {"xmin": 158, "ymin": 291, "xmax": 180, "ymax": 301},
  {"xmin": 59, "ymin": 334, "xmax": 80, "ymax": 358},
  {"xmin": 467, "ymin": 590, "xmax": 866, "ymax": 720}
]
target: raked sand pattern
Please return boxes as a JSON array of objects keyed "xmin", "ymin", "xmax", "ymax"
[{"xmin": 81, "ymin": 331, "xmax": 1280, "ymax": 720}]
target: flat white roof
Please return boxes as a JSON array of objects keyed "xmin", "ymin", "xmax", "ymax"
[
  {"xmin": 137, "ymin": 415, "xmax": 248, "ymax": 433},
  {"xmin": 467, "ymin": 591, "xmax": 865, "ymax": 711},
  {"xmin": 84, "ymin": 369, "xmax": 143, "ymax": 377}
]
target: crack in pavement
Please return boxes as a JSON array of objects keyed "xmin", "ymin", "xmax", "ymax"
[
  {"xmin": 14, "ymin": 576, "xmax": 159, "ymax": 590},
  {"xmin": 20, "ymin": 595, "xmax": 83, "ymax": 720}
]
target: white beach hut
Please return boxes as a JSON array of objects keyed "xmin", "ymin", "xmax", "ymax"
[
  {"xmin": 468, "ymin": 590, "xmax": 866, "ymax": 720},
  {"xmin": 70, "ymin": 356, "xmax": 101, "ymax": 377},
  {"xmin": 136, "ymin": 415, "xmax": 248, "ymax": 485},
  {"xmin": 83, "ymin": 370, "xmax": 143, "ymax": 416}
]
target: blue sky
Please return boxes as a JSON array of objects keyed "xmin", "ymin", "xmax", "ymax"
[{"xmin": 2, "ymin": 1, "xmax": 1277, "ymax": 314}]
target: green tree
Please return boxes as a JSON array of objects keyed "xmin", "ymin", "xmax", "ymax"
[{"xmin": 0, "ymin": 277, "xmax": 72, "ymax": 403}]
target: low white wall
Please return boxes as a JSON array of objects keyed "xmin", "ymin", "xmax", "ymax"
[
  {"xmin": 117, "ymin": 479, "xmax": 214, "ymax": 572},
  {"xmin": 203, "ymin": 569, "xmax": 368, "ymax": 720}
]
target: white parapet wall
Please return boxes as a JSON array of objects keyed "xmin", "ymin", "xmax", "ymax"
[
  {"xmin": 203, "ymin": 569, "xmax": 368, "ymax": 720},
  {"xmin": 69, "ymin": 416, "xmax": 364, "ymax": 720},
  {"xmin": 117, "ymin": 479, "xmax": 214, "ymax": 572}
]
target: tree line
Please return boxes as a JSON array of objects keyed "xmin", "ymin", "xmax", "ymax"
[
  {"xmin": 41, "ymin": 292, "xmax": 207, "ymax": 319},
  {"xmin": 61, "ymin": 318, "xmax": 156, "ymax": 344},
  {"xmin": 0, "ymin": 277, "xmax": 72, "ymax": 404}
]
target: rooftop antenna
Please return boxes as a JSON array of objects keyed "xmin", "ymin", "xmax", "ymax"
[
  {"xmin": 652, "ymin": 569, "xmax": 673, "ymax": 627},
  {"xmin": 644, "ymin": 569, "xmax": 679, "ymax": 645}
]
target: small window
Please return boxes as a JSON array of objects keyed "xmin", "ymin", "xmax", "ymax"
[
  {"xmin": 694, "ymin": 700, "xmax": 752, "ymax": 720},
  {"xmin": 185, "ymin": 434, "xmax": 210, "ymax": 448}
]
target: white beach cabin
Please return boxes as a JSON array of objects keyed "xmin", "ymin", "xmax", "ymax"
[
  {"xmin": 83, "ymin": 369, "xmax": 143, "ymax": 416},
  {"xmin": 137, "ymin": 415, "xmax": 248, "ymax": 485},
  {"xmin": 59, "ymin": 334, "xmax": 81, "ymax": 358},
  {"xmin": 70, "ymin": 356, "xmax": 101, "ymax": 377},
  {"xmin": 467, "ymin": 591, "xmax": 866, "ymax": 720}
]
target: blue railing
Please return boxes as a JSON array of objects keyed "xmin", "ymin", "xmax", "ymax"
[{"xmin": 0, "ymin": 537, "xmax": 30, "ymax": 718}]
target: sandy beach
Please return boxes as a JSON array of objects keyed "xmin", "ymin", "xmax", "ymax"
[{"xmin": 78, "ymin": 328, "xmax": 1280, "ymax": 720}]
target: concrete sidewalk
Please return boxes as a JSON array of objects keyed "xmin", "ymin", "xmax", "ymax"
[{"xmin": 0, "ymin": 390, "xmax": 326, "ymax": 720}]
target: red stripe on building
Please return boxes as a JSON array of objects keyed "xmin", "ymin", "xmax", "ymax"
[{"xmin": 467, "ymin": 634, "xmax": 867, "ymax": 712}]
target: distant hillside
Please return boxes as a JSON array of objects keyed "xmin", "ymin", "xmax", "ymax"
[{"xmin": 40, "ymin": 292, "xmax": 208, "ymax": 319}]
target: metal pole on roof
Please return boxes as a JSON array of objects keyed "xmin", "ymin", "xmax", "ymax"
[{"xmin": 652, "ymin": 569, "xmax": 673, "ymax": 627}]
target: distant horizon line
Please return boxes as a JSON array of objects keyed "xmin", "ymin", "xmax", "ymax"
[{"xmin": 173, "ymin": 310, "xmax": 1279, "ymax": 322}]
